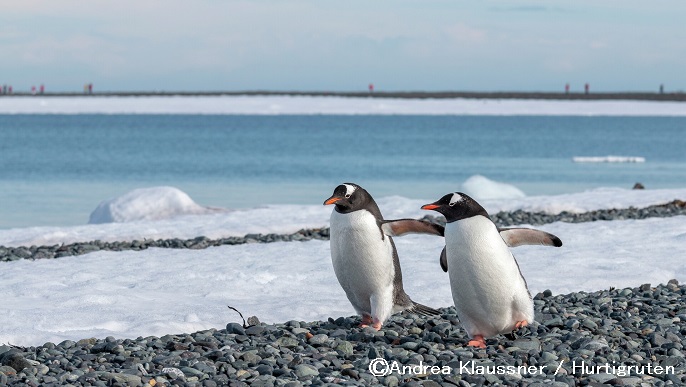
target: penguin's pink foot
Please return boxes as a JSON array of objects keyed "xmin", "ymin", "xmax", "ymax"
[
  {"xmin": 359, "ymin": 315, "xmax": 373, "ymax": 328},
  {"xmin": 371, "ymin": 319, "xmax": 382, "ymax": 331},
  {"xmin": 514, "ymin": 320, "xmax": 528, "ymax": 330},
  {"xmin": 467, "ymin": 335, "xmax": 486, "ymax": 348}
]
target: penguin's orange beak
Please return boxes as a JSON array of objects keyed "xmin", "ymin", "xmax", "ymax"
[
  {"xmin": 324, "ymin": 196, "xmax": 341, "ymax": 205},
  {"xmin": 421, "ymin": 204, "xmax": 439, "ymax": 210}
]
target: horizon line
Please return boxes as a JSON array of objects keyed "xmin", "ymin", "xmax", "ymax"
[{"xmin": 1, "ymin": 90, "xmax": 686, "ymax": 102}]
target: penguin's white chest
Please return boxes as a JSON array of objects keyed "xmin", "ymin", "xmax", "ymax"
[
  {"xmin": 445, "ymin": 216, "xmax": 534, "ymax": 337},
  {"xmin": 329, "ymin": 210, "xmax": 395, "ymax": 313}
]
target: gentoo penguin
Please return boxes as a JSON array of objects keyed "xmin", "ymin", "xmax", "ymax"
[
  {"xmin": 421, "ymin": 192, "xmax": 562, "ymax": 348},
  {"xmin": 324, "ymin": 183, "xmax": 444, "ymax": 330}
]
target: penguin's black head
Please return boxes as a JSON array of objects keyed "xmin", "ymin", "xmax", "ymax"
[
  {"xmin": 324, "ymin": 183, "xmax": 378, "ymax": 215},
  {"xmin": 421, "ymin": 192, "xmax": 488, "ymax": 222}
]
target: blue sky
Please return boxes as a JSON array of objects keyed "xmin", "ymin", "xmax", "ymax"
[{"xmin": 1, "ymin": 1, "xmax": 685, "ymax": 93}]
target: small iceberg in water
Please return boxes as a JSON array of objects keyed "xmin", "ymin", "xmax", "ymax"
[
  {"xmin": 89, "ymin": 186, "xmax": 225, "ymax": 224},
  {"xmin": 573, "ymin": 156, "xmax": 646, "ymax": 163}
]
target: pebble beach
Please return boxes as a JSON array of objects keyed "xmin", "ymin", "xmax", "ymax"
[
  {"xmin": 2, "ymin": 203, "xmax": 685, "ymax": 386},
  {"xmin": 1, "ymin": 282, "xmax": 684, "ymax": 386}
]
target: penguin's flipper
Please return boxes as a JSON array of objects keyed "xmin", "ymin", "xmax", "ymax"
[
  {"xmin": 498, "ymin": 227, "xmax": 562, "ymax": 248},
  {"xmin": 408, "ymin": 301, "xmax": 441, "ymax": 316},
  {"xmin": 439, "ymin": 246, "xmax": 448, "ymax": 272},
  {"xmin": 381, "ymin": 219, "xmax": 444, "ymax": 237}
]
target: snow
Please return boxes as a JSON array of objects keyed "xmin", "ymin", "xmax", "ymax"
[
  {"xmin": 88, "ymin": 186, "xmax": 225, "ymax": 224},
  {"xmin": 0, "ymin": 183, "xmax": 686, "ymax": 246},
  {"xmin": 2, "ymin": 184, "xmax": 686, "ymax": 346},
  {"xmin": 478, "ymin": 187, "xmax": 686, "ymax": 215},
  {"xmin": 1, "ymin": 95, "xmax": 686, "ymax": 116},
  {"xmin": 461, "ymin": 175, "xmax": 526, "ymax": 201},
  {"xmin": 2, "ymin": 215, "xmax": 685, "ymax": 347},
  {"xmin": 1, "ymin": 185, "xmax": 686, "ymax": 248}
]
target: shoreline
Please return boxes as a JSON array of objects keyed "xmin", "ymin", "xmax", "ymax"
[
  {"xmin": 2, "ymin": 90, "xmax": 686, "ymax": 102},
  {"xmin": 1, "ymin": 281, "xmax": 684, "ymax": 385}
]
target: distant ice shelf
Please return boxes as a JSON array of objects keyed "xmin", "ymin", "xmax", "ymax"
[
  {"xmin": 1, "ymin": 95, "xmax": 686, "ymax": 116},
  {"xmin": 572, "ymin": 156, "xmax": 646, "ymax": 163}
]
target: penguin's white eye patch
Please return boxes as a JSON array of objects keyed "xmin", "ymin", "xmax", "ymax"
[
  {"xmin": 343, "ymin": 184, "xmax": 356, "ymax": 198},
  {"xmin": 449, "ymin": 193, "xmax": 462, "ymax": 206}
]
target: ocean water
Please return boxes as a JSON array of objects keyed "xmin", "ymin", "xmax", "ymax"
[{"xmin": 1, "ymin": 114, "xmax": 685, "ymax": 229}]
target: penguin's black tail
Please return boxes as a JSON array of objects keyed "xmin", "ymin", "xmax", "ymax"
[{"xmin": 409, "ymin": 302, "xmax": 442, "ymax": 316}]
